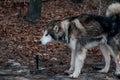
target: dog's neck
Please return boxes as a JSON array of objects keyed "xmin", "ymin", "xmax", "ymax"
[{"xmin": 61, "ymin": 20, "xmax": 70, "ymax": 43}]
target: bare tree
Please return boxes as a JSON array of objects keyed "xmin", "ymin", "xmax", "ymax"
[{"xmin": 24, "ymin": 0, "xmax": 42, "ymax": 23}]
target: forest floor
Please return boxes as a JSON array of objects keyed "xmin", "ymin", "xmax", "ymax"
[{"xmin": 0, "ymin": 0, "xmax": 120, "ymax": 80}]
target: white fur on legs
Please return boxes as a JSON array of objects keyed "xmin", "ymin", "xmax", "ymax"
[
  {"xmin": 99, "ymin": 44, "xmax": 111, "ymax": 73},
  {"xmin": 107, "ymin": 45, "xmax": 120, "ymax": 75},
  {"xmin": 69, "ymin": 48, "xmax": 87, "ymax": 78},
  {"xmin": 65, "ymin": 49, "xmax": 76, "ymax": 74},
  {"xmin": 66, "ymin": 38, "xmax": 77, "ymax": 74}
]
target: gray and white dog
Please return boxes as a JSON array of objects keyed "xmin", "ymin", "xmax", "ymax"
[{"xmin": 39, "ymin": 3, "xmax": 120, "ymax": 78}]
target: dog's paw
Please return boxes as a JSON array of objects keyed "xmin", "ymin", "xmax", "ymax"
[
  {"xmin": 64, "ymin": 70, "xmax": 73, "ymax": 75},
  {"xmin": 115, "ymin": 71, "xmax": 120, "ymax": 79},
  {"xmin": 115, "ymin": 71, "xmax": 120, "ymax": 75},
  {"xmin": 98, "ymin": 68, "xmax": 108, "ymax": 73},
  {"xmin": 69, "ymin": 73, "xmax": 79, "ymax": 78}
]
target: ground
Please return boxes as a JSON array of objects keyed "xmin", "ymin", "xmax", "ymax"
[{"xmin": 0, "ymin": 0, "xmax": 120, "ymax": 80}]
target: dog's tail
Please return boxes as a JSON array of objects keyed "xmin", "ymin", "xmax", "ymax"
[
  {"xmin": 106, "ymin": 3, "xmax": 120, "ymax": 21},
  {"xmin": 106, "ymin": 3, "xmax": 120, "ymax": 44}
]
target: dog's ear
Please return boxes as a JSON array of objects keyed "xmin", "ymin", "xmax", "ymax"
[{"xmin": 53, "ymin": 25, "xmax": 59, "ymax": 32}]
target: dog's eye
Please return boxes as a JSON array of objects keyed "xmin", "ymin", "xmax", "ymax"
[{"xmin": 45, "ymin": 33, "xmax": 48, "ymax": 36}]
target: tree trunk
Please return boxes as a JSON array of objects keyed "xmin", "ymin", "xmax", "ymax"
[
  {"xmin": 24, "ymin": 0, "xmax": 42, "ymax": 23},
  {"xmin": 71, "ymin": 0, "xmax": 83, "ymax": 3}
]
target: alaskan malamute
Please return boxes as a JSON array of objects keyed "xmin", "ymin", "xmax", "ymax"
[{"xmin": 39, "ymin": 3, "xmax": 120, "ymax": 78}]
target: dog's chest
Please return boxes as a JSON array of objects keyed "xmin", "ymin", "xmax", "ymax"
[{"xmin": 69, "ymin": 38, "xmax": 77, "ymax": 50}]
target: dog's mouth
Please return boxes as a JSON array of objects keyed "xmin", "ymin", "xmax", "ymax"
[{"xmin": 39, "ymin": 36, "xmax": 53, "ymax": 45}]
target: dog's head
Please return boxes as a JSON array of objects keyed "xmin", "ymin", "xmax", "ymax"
[{"xmin": 39, "ymin": 20, "xmax": 66, "ymax": 45}]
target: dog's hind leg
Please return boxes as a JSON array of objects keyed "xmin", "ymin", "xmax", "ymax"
[
  {"xmin": 69, "ymin": 48, "xmax": 87, "ymax": 78},
  {"xmin": 99, "ymin": 43, "xmax": 111, "ymax": 73},
  {"xmin": 107, "ymin": 45, "xmax": 120, "ymax": 75}
]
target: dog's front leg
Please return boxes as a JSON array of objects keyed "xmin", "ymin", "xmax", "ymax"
[
  {"xmin": 99, "ymin": 44, "xmax": 111, "ymax": 73},
  {"xmin": 69, "ymin": 48, "xmax": 87, "ymax": 78},
  {"xmin": 65, "ymin": 39, "xmax": 77, "ymax": 74},
  {"xmin": 65, "ymin": 49, "xmax": 76, "ymax": 74}
]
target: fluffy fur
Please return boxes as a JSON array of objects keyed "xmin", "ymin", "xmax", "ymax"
[
  {"xmin": 106, "ymin": 3, "xmax": 120, "ymax": 75},
  {"xmin": 106, "ymin": 3, "xmax": 120, "ymax": 17},
  {"xmin": 39, "ymin": 3, "xmax": 120, "ymax": 78}
]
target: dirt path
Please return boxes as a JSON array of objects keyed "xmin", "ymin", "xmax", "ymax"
[{"xmin": 0, "ymin": 55, "xmax": 119, "ymax": 80}]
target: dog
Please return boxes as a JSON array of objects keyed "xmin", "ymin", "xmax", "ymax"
[
  {"xmin": 39, "ymin": 3, "xmax": 120, "ymax": 78},
  {"xmin": 103, "ymin": 2, "xmax": 120, "ymax": 76}
]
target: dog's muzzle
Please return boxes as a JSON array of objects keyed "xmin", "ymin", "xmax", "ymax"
[{"xmin": 39, "ymin": 41, "xmax": 42, "ymax": 44}]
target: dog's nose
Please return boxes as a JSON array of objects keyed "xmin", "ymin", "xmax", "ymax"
[{"xmin": 39, "ymin": 41, "xmax": 41, "ymax": 44}]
